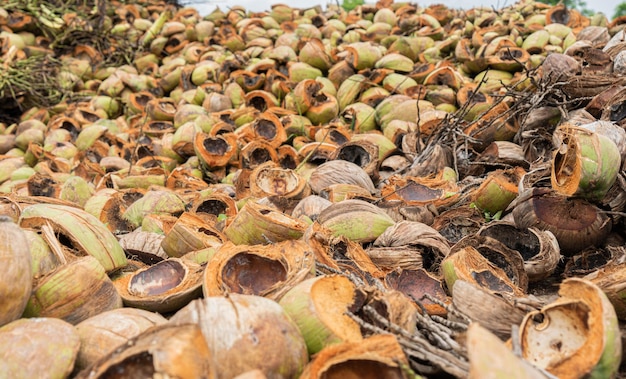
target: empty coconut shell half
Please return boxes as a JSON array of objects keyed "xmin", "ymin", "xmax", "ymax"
[
  {"xmin": 112, "ymin": 257, "xmax": 203, "ymax": 314},
  {"xmin": 203, "ymin": 239, "xmax": 315, "ymax": 301},
  {"xmin": 519, "ymin": 278, "xmax": 622, "ymax": 379},
  {"xmin": 75, "ymin": 323, "xmax": 215, "ymax": 379}
]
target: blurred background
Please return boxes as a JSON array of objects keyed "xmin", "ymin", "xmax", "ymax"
[{"xmin": 188, "ymin": 0, "xmax": 622, "ymax": 20}]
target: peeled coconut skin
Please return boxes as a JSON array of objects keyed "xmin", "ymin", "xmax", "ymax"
[{"xmin": 0, "ymin": 216, "xmax": 32, "ymax": 327}]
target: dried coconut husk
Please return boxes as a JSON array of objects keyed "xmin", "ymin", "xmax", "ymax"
[
  {"xmin": 75, "ymin": 323, "xmax": 215, "ymax": 379},
  {"xmin": 160, "ymin": 212, "xmax": 225, "ymax": 258},
  {"xmin": 112, "ymin": 258, "xmax": 203, "ymax": 314},
  {"xmin": 308, "ymin": 159, "xmax": 376, "ymax": 195},
  {"xmin": 118, "ymin": 228, "xmax": 168, "ymax": 261},
  {"xmin": 452, "ymin": 234, "xmax": 528, "ymax": 293},
  {"xmin": 319, "ymin": 183, "xmax": 375, "ymax": 203},
  {"xmin": 193, "ymin": 132, "xmax": 238, "ymax": 170},
  {"xmin": 0, "ymin": 317, "xmax": 80, "ymax": 379},
  {"xmin": 300, "ymin": 334, "xmax": 410, "ymax": 379},
  {"xmin": 239, "ymin": 139, "xmax": 279, "ymax": 170},
  {"xmin": 331, "ymin": 140, "xmax": 380, "ymax": 182},
  {"xmin": 466, "ymin": 141, "xmax": 529, "ymax": 177},
  {"xmin": 519, "ymin": 278, "xmax": 621, "ymax": 379},
  {"xmin": 477, "ymin": 221, "xmax": 560, "ymax": 282},
  {"xmin": 249, "ymin": 161, "xmax": 311, "ymax": 200},
  {"xmin": 203, "ymin": 239, "xmax": 315, "ymax": 301},
  {"xmin": 381, "ymin": 171, "xmax": 459, "ymax": 210},
  {"xmin": 188, "ymin": 190, "xmax": 238, "ymax": 221},
  {"xmin": 442, "ymin": 243, "xmax": 526, "ymax": 298},
  {"xmin": 74, "ymin": 308, "xmax": 167, "ymax": 371},
  {"xmin": 431, "ymin": 205, "xmax": 485, "ymax": 245},
  {"xmin": 223, "ymin": 199, "xmax": 308, "ymax": 245},
  {"xmin": 562, "ymin": 74, "xmax": 626, "ymax": 99},
  {"xmin": 452, "ymin": 280, "xmax": 528, "ymax": 340},
  {"xmin": 304, "ymin": 221, "xmax": 385, "ymax": 281},
  {"xmin": 371, "ymin": 220, "xmax": 450, "ymax": 271},
  {"xmin": 170, "ymin": 294, "xmax": 308, "ymax": 379},
  {"xmin": 291, "ymin": 194, "xmax": 332, "ymax": 221},
  {"xmin": 512, "ymin": 188, "xmax": 612, "ymax": 256},
  {"xmin": 564, "ymin": 246, "xmax": 613, "ymax": 277},
  {"xmin": 585, "ymin": 262, "xmax": 626, "ymax": 320},
  {"xmin": 385, "ymin": 268, "xmax": 449, "ymax": 316}
]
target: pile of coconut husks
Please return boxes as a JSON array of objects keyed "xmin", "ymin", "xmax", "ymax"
[{"xmin": 1, "ymin": 0, "xmax": 626, "ymax": 377}]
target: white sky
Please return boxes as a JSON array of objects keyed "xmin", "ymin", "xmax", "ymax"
[{"xmin": 191, "ymin": 0, "xmax": 620, "ymax": 19}]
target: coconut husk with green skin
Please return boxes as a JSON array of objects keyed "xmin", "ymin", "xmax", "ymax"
[
  {"xmin": 19, "ymin": 203, "xmax": 127, "ymax": 273},
  {"xmin": 551, "ymin": 125, "xmax": 622, "ymax": 201},
  {"xmin": 224, "ymin": 200, "xmax": 308, "ymax": 245},
  {"xmin": 519, "ymin": 278, "xmax": 622, "ymax": 379},
  {"xmin": 160, "ymin": 212, "xmax": 225, "ymax": 258},
  {"xmin": 23, "ymin": 255, "xmax": 123, "ymax": 324},
  {"xmin": 279, "ymin": 275, "xmax": 364, "ymax": 355},
  {"xmin": 122, "ymin": 189, "xmax": 186, "ymax": 229},
  {"xmin": 316, "ymin": 199, "xmax": 395, "ymax": 243}
]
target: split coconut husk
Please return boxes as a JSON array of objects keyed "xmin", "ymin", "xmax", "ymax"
[
  {"xmin": 519, "ymin": 278, "xmax": 622, "ymax": 379},
  {"xmin": 477, "ymin": 221, "xmax": 561, "ymax": 282},
  {"xmin": 203, "ymin": 239, "xmax": 315, "ymax": 301},
  {"xmin": 19, "ymin": 203, "xmax": 128, "ymax": 273},
  {"xmin": 112, "ymin": 257, "xmax": 203, "ymax": 314}
]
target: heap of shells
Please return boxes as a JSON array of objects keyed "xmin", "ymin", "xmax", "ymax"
[{"xmin": 1, "ymin": 0, "xmax": 626, "ymax": 377}]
